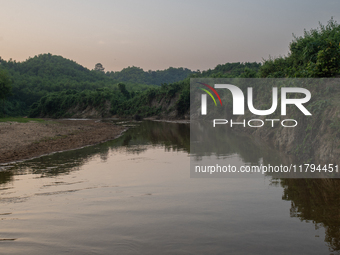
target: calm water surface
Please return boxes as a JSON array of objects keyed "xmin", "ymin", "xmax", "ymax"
[{"xmin": 0, "ymin": 121, "xmax": 339, "ymax": 254}]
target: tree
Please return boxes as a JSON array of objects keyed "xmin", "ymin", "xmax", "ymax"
[
  {"xmin": 94, "ymin": 63, "xmax": 105, "ymax": 72},
  {"xmin": 0, "ymin": 69, "xmax": 12, "ymax": 116},
  {"xmin": 118, "ymin": 83, "xmax": 130, "ymax": 99},
  {"xmin": 260, "ymin": 18, "xmax": 340, "ymax": 78}
]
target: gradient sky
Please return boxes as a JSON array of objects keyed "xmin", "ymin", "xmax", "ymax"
[{"xmin": 1, "ymin": 0, "xmax": 339, "ymax": 72}]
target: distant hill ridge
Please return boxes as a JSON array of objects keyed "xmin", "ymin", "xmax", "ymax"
[
  {"xmin": 107, "ymin": 66, "xmax": 195, "ymax": 86},
  {"xmin": 0, "ymin": 53, "xmax": 198, "ymax": 86},
  {"xmin": 0, "ymin": 53, "xmax": 203, "ymax": 116}
]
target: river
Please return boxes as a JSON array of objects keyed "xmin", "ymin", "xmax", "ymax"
[{"xmin": 0, "ymin": 121, "xmax": 338, "ymax": 254}]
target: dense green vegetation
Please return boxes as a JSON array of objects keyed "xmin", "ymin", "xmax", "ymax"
[
  {"xmin": 8, "ymin": 56, "xmax": 256, "ymax": 118},
  {"xmin": 109, "ymin": 62, "xmax": 259, "ymax": 118},
  {"xmin": 196, "ymin": 62, "xmax": 261, "ymax": 78},
  {"xmin": 0, "ymin": 69, "xmax": 13, "ymax": 116},
  {"xmin": 0, "ymin": 54, "xmax": 193, "ymax": 117},
  {"xmin": 29, "ymin": 88, "xmax": 118, "ymax": 118},
  {"xmin": 112, "ymin": 79, "xmax": 190, "ymax": 117},
  {"xmin": 29, "ymin": 61, "xmax": 259, "ymax": 118},
  {"xmin": 107, "ymin": 66, "xmax": 195, "ymax": 86},
  {"xmin": 259, "ymin": 18, "xmax": 340, "ymax": 78},
  {"xmin": 0, "ymin": 54, "xmax": 114, "ymax": 116},
  {"xmin": 2, "ymin": 19, "xmax": 340, "ymax": 119}
]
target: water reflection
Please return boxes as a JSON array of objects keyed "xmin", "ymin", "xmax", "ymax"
[
  {"xmin": 0, "ymin": 120, "xmax": 339, "ymax": 254},
  {"xmin": 3, "ymin": 120, "xmax": 287, "ymax": 181},
  {"xmin": 281, "ymin": 178, "xmax": 340, "ymax": 253},
  {"xmin": 0, "ymin": 171, "xmax": 13, "ymax": 186},
  {"xmin": 190, "ymin": 120, "xmax": 339, "ymax": 178},
  {"xmin": 191, "ymin": 121, "xmax": 340, "ymax": 252},
  {"xmin": 114, "ymin": 120, "xmax": 190, "ymax": 153},
  {"xmin": 1, "ymin": 121, "xmax": 190, "ymax": 180},
  {"xmin": 190, "ymin": 121, "xmax": 291, "ymax": 165}
]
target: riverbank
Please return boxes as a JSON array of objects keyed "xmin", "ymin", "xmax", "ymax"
[{"xmin": 0, "ymin": 119, "xmax": 125, "ymax": 164}]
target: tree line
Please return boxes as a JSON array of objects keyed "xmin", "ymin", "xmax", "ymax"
[
  {"xmin": 1, "ymin": 19, "xmax": 339, "ymax": 118},
  {"xmin": 107, "ymin": 66, "xmax": 195, "ymax": 86},
  {"xmin": 0, "ymin": 53, "xmax": 193, "ymax": 116}
]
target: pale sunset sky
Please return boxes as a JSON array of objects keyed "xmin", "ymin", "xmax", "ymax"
[{"xmin": 1, "ymin": 0, "xmax": 339, "ymax": 72}]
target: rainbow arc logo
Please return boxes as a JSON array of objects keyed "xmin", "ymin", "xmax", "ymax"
[{"xmin": 198, "ymin": 82, "xmax": 222, "ymax": 115}]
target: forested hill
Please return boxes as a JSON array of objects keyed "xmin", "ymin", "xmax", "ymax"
[
  {"xmin": 0, "ymin": 53, "xmax": 108, "ymax": 83},
  {"xmin": 28, "ymin": 61, "xmax": 260, "ymax": 119},
  {"xmin": 0, "ymin": 53, "xmax": 195, "ymax": 116},
  {"xmin": 0, "ymin": 53, "xmax": 117, "ymax": 116},
  {"xmin": 107, "ymin": 66, "xmax": 195, "ymax": 86},
  {"xmin": 197, "ymin": 62, "xmax": 261, "ymax": 78},
  {"xmin": 106, "ymin": 62, "xmax": 262, "ymax": 85}
]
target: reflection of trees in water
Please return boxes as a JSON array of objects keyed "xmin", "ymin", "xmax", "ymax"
[
  {"xmin": 281, "ymin": 179, "xmax": 340, "ymax": 253},
  {"xmin": 2, "ymin": 121, "xmax": 190, "ymax": 184},
  {"xmin": 117, "ymin": 121, "xmax": 190, "ymax": 152},
  {"xmin": 2, "ymin": 120, "xmax": 285, "ymax": 183},
  {"xmin": 0, "ymin": 170, "xmax": 13, "ymax": 186},
  {"xmin": 3, "ymin": 120, "xmax": 340, "ymax": 253},
  {"xmin": 191, "ymin": 121, "xmax": 289, "ymax": 165},
  {"xmin": 5, "ymin": 146, "xmax": 103, "ymax": 179},
  {"xmin": 107, "ymin": 121, "xmax": 190, "ymax": 155},
  {"xmin": 192, "ymin": 121, "xmax": 340, "ymax": 252}
]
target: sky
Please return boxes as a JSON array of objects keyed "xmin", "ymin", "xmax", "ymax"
[{"xmin": 1, "ymin": 0, "xmax": 339, "ymax": 72}]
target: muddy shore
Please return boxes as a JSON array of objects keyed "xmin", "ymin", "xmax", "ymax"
[{"xmin": 0, "ymin": 119, "xmax": 125, "ymax": 164}]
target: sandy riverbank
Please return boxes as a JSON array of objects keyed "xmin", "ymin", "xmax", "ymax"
[{"xmin": 0, "ymin": 119, "xmax": 125, "ymax": 164}]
